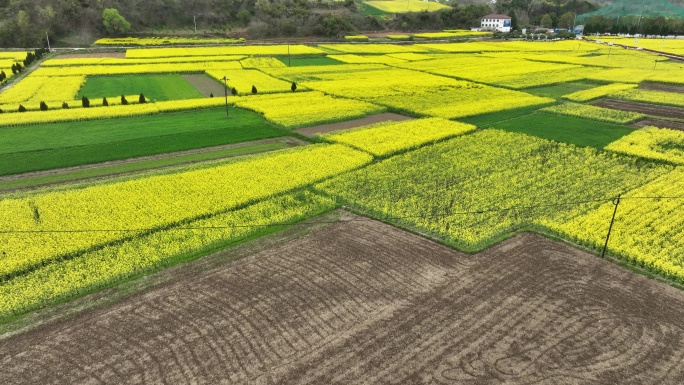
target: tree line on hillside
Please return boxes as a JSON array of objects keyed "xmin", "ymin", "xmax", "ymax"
[{"xmin": 0, "ymin": 0, "xmax": 490, "ymax": 47}]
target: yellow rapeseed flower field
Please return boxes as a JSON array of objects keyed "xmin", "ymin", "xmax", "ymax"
[
  {"xmin": 549, "ymin": 168, "xmax": 684, "ymax": 282},
  {"xmin": 0, "ymin": 191, "xmax": 336, "ymax": 318},
  {"xmin": 125, "ymin": 45, "xmax": 324, "ymax": 58},
  {"xmin": 322, "ymin": 118, "xmax": 475, "ymax": 157},
  {"xmin": 605, "ymin": 127, "xmax": 684, "ymax": 165},
  {"xmin": 563, "ymin": 83, "xmax": 637, "ymax": 102},
  {"xmin": 233, "ymin": 91, "xmax": 386, "ymax": 128},
  {"xmin": 541, "ymin": 103, "xmax": 644, "ymax": 124},
  {"xmin": 206, "ymin": 69, "xmax": 294, "ymax": 94},
  {"xmin": 0, "ymin": 144, "xmax": 371, "ymax": 279},
  {"xmin": 317, "ymin": 130, "xmax": 668, "ymax": 250}
]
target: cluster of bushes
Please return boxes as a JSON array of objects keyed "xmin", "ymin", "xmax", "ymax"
[{"xmin": 23, "ymin": 48, "xmax": 49, "ymax": 67}]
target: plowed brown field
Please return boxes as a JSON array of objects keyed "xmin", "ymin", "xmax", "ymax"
[{"xmin": 2, "ymin": 212, "xmax": 684, "ymax": 384}]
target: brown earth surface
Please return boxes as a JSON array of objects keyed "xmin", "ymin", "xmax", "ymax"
[
  {"xmin": 632, "ymin": 118, "xmax": 684, "ymax": 131},
  {"xmin": 296, "ymin": 112, "xmax": 414, "ymax": 137},
  {"xmin": 592, "ymin": 98, "xmax": 684, "ymax": 120},
  {"xmin": 640, "ymin": 82, "xmax": 684, "ymax": 94},
  {"xmin": 54, "ymin": 52, "xmax": 127, "ymax": 59},
  {"xmin": 182, "ymin": 74, "xmax": 227, "ymax": 97},
  {"xmin": 2, "ymin": 212, "xmax": 684, "ymax": 384}
]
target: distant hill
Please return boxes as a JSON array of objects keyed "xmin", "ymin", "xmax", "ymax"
[{"xmin": 577, "ymin": 0, "xmax": 684, "ymax": 23}]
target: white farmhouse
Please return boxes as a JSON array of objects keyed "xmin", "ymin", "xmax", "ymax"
[{"xmin": 480, "ymin": 14, "xmax": 512, "ymax": 33}]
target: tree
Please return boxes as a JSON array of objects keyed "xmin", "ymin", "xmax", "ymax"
[
  {"xmin": 251, "ymin": 85, "xmax": 257, "ymax": 94},
  {"xmin": 62, "ymin": 102, "xmax": 69, "ymax": 109},
  {"xmin": 0, "ymin": 70, "xmax": 5, "ymax": 82},
  {"xmin": 540, "ymin": 14, "xmax": 553, "ymax": 29},
  {"xmin": 291, "ymin": 82, "xmax": 297, "ymax": 92},
  {"xmin": 121, "ymin": 95, "xmax": 128, "ymax": 105},
  {"xmin": 82, "ymin": 96, "xmax": 90, "ymax": 108},
  {"xmin": 139, "ymin": 93, "xmax": 146, "ymax": 104},
  {"xmin": 18, "ymin": 104, "xmax": 27, "ymax": 112},
  {"xmin": 102, "ymin": 8, "xmax": 131, "ymax": 36},
  {"xmin": 558, "ymin": 12, "xmax": 575, "ymax": 30},
  {"xmin": 11, "ymin": 64, "xmax": 17, "ymax": 75},
  {"xmin": 231, "ymin": 87, "xmax": 238, "ymax": 96},
  {"xmin": 510, "ymin": 12, "xmax": 518, "ymax": 31},
  {"xmin": 102, "ymin": 97, "xmax": 109, "ymax": 106},
  {"xmin": 40, "ymin": 101, "xmax": 48, "ymax": 111},
  {"xmin": 209, "ymin": 92, "xmax": 214, "ymax": 98}
]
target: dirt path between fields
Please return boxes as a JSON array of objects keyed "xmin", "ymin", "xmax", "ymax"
[
  {"xmin": 296, "ymin": 112, "xmax": 414, "ymax": 137},
  {"xmin": 592, "ymin": 98, "xmax": 684, "ymax": 120},
  {"xmin": 632, "ymin": 118, "xmax": 684, "ymax": 131},
  {"xmin": 2, "ymin": 212, "xmax": 684, "ymax": 384},
  {"xmin": 0, "ymin": 137, "xmax": 307, "ymax": 184},
  {"xmin": 182, "ymin": 74, "xmax": 227, "ymax": 97},
  {"xmin": 640, "ymin": 82, "xmax": 684, "ymax": 94}
]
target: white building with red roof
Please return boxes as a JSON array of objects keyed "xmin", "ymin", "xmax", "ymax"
[{"xmin": 481, "ymin": 14, "xmax": 512, "ymax": 33}]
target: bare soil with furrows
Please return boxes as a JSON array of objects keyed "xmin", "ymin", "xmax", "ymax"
[
  {"xmin": 295, "ymin": 112, "xmax": 414, "ymax": 137},
  {"xmin": 2, "ymin": 213, "xmax": 684, "ymax": 384},
  {"xmin": 592, "ymin": 98, "xmax": 684, "ymax": 120},
  {"xmin": 640, "ymin": 82, "xmax": 684, "ymax": 94},
  {"xmin": 632, "ymin": 118, "xmax": 684, "ymax": 131}
]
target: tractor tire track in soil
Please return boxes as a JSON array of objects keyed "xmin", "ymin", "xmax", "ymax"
[
  {"xmin": 295, "ymin": 112, "xmax": 414, "ymax": 137},
  {"xmin": 2, "ymin": 212, "xmax": 684, "ymax": 384},
  {"xmin": 592, "ymin": 98, "xmax": 684, "ymax": 120}
]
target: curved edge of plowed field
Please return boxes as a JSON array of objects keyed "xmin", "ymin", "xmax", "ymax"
[{"xmin": 2, "ymin": 209, "xmax": 684, "ymax": 384}]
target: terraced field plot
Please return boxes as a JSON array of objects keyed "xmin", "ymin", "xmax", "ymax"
[{"xmin": 2, "ymin": 215, "xmax": 683, "ymax": 384}]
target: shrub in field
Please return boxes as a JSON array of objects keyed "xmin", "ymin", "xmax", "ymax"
[
  {"xmin": 39, "ymin": 101, "xmax": 48, "ymax": 111},
  {"xmin": 209, "ymin": 92, "xmax": 213, "ymax": 98},
  {"xmin": 251, "ymin": 85, "xmax": 257, "ymax": 94},
  {"xmin": 102, "ymin": 97, "xmax": 109, "ymax": 107},
  {"xmin": 18, "ymin": 104, "xmax": 26, "ymax": 112},
  {"xmin": 139, "ymin": 93, "xmax": 146, "ymax": 103},
  {"xmin": 120, "ymin": 95, "xmax": 128, "ymax": 105},
  {"xmin": 231, "ymin": 87, "xmax": 238, "ymax": 96},
  {"xmin": 291, "ymin": 82, "xmax": 297, "ymax": 92},
  {"xmin": 62, "ymin": 102, "xmax": 68, "ymax": 109},
  {"xmin": 82, "ymin": 96, "xmax": 90, "ymax": 108},
  {"xmin": 0, "ymin": 70, "xmax": 5, "ymax": 81}
]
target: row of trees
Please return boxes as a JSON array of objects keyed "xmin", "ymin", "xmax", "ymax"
[{"xmin": 7, "ymin": 94, "xmax": 148, "ymax": 114}]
